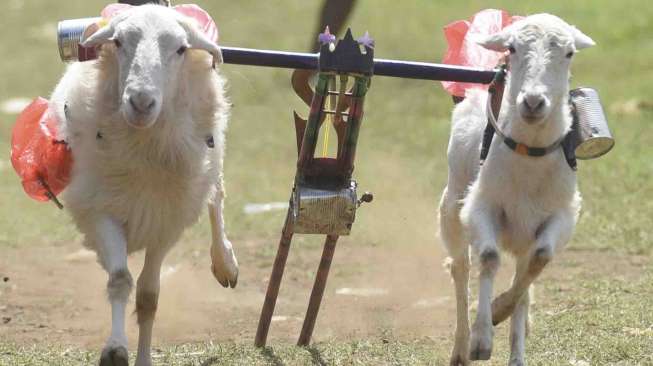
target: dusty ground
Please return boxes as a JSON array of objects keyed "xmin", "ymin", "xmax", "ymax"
[
  {"xmin": 1, "ymin": 235, "xmax": 647, "ymax": 351},
  {"xmin": 0, "ymin": 235, "xmax": 449, "ymax": 349}
]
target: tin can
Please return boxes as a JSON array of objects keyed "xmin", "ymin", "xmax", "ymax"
[
  {"xmin": 570, "ymin": 87, "xmax": 615, "ymax": 160},
  {"xmin": 57, "ymin": 17, "xmax": 101, "ymax": 62}
]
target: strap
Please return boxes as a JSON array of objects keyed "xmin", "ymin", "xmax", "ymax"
[
  {"xmin": 484, "ymin": 67, "xmax": 509, "ymax": 142},
  {"xmin": 502, "ymin": 137, "xmax": 562, "ymax": 156},
  {"xmin": 479, "ymin": 121, "xmax": 495, "ymax": 165},
  {"xmin": 562, "ymin": 104, "xmax": 579, "ymax": 170},
  {"xmin": 480, "ymin": 66, "xmax": 506, "ymax": 164}
]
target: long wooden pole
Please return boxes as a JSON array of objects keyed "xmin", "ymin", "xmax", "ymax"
[
  {"xmin": 254, "ymin": 210, "xmax": 294, "ymax": 347},
  {"xmin": 297, "ymin": 235, "xmax": 339, "ymax": 346}
]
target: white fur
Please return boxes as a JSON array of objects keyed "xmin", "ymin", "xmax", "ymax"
[
  {"xmin": 439, "ymin": 14, "xmax": 593, "ymax": 366},
  {"xmin": 50, "ymin": 5, "xmax": 237, "ymax": 366}
]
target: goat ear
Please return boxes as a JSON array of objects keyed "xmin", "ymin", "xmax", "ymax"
[
  {"xmin": 570, "ymin": 26, "xmax": 595, "ymax": 50},
  {"xmin": 177, "ymin": 18, "xmax": 223, "ymax": 65},
  {"xmin": 81, "ymin": 12, "xmax": 132, "ymax": 48},
  {"xmin": 81, "ymin": 23, "xmax": 116, "ymax": 47},
  {"xmin": 476, "ymin": 28, "xmax": 513, "ymax": 52}
]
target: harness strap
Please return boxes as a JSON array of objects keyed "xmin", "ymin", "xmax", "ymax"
[
  {"xmin": 480, "ymin": 66, "xmax": 506, "ymax": 165},
  {"xmin": 562, "ymin": 105, "xmax": 578, "ymax": 170}
]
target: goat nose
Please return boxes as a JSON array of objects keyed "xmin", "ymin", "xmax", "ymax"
[
  {"xmin": 128, "ymin": 92, "xmax": 156, "ymax": 113},
  {"xmin": 524, "ymin": 93, "xmax": 545, "ymax": 112}
]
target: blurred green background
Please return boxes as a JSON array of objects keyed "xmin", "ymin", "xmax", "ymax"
[{"xmin": 1, "ymin": 0, "xmax": 651, "ymax": 255}]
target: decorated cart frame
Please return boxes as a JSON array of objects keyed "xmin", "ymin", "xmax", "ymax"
[{"xmin": 221, "ymin": 30, "xmax": 502, "ymax": 348}]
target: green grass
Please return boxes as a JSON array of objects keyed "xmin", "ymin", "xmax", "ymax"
[{"xmin": 1, "ymin": 0, "xmax": 652, "ymax": 365}]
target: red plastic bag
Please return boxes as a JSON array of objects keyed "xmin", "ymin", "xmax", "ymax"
[
  {"xmin": 10, "ymin": 97, "xmax": 73, "ymax": 203},
  {"xmin": 441, "ymin": 9, "xmax": 522, "ymax": 97}
]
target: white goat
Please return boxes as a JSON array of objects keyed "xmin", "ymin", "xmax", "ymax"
[
  {"xmin": 438, "ymin": 14, "xmax": 594, "ymax": 366},
  {"xmin": 49, "ymin": 5, "xmax": 238, "ymax": 366}
]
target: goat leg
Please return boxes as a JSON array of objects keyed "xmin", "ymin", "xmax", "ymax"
[
  {"xmin": 466, "ymin": 203, "xmax": 500, "ymax": 361},
  {"xmin": 492, "ymin": 210, "xmax": 575, "ymax": 325},
  {"xmin": 208, "ymin": 187, "xmax": 238, "ymax": 288},
  {"xmin": 96, "ymin": 215, "xmax": 132, "ymax": 366},
  {"xmin": 135, "ymin": 248, "xmax": 167, "ymax": 366}
]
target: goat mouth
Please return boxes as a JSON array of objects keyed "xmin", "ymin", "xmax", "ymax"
[
  {"xmin": 519, "ymin": 110, "xmax": 547, "ymax": 124},
  {"xmin": 521, "ymin": 115, "xmax": 544, "ymax": 124},
  {"xmin": 126, "ymin": 120, "xmax": 153, "ymax": 129},
  {"xmin": 122, "ymin": 109, "xmax": 157, "ymax": 129}
]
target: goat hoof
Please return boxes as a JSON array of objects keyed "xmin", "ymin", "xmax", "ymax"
[
  {"xmin": 470, "ymin": 346, "xmax": 492, "ymax": 361},
  {"xmin": 469, "ymin": 328, "xmax": 493, "ymax": 360},
  {"xmin": 210, "ymin": 240, "xmax": 239, "ymax": 289},
  {"xmin": 135, "ymin": 353, "xmax": 152, "ymax": 366},
  {"xmin": 509, "ymin": 358, "xmax": 525, "ymax": 366},
  {"xmin": 449, "ymin": 335, "xmax": 470, "ymax": 366},
  {"xmin": 449, "ymin": 354, "xmax": 470, "ymax": 366},
  {"xmin": 99, "ymin": 345, "xmax": 129, "ymax": 366},
  {"xmin": 212, "ymin": 262, "xmax": 238, "ymax": 288}
]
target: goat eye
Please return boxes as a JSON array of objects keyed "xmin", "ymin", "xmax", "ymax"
[
  {"xmin": 113, "ymin": 39, "xmax": 122, "ymax": 48},
  {"xmin": 177, "ymin": 46, "xmax": 187, "ymax": 55},
  {"xmin": 566, "ymin": 51, "xmax": 574, "ymax": 58},
  {"xmin": 508, "ymin": 46, "xmax": 516, "ymax": 54}
]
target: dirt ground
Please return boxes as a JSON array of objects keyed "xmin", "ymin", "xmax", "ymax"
[{"xmin": 0, "ymin": 236, "xmax": 646, "ymax": 351}]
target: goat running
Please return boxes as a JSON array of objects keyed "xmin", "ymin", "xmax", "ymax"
[
  {"xmin": 50, "ymin": 5, "xmax": 238, "ymax": 366},
  {"xmin": 439, "ymin": 13, "xmax": 594, "ymax": 366}
]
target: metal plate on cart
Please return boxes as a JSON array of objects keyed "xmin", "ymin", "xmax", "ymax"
[{"xmin": 292, "ymin": 181, "xmax": 357, "ymax": 235}]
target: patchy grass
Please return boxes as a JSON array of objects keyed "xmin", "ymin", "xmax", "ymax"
[
  {"xmin": 1, "ymin": 254, "xmax": 650, "ymax": 365},
  {"xmin": 525, "ymin": 269, "xmax": 653, "ymax": 365}
]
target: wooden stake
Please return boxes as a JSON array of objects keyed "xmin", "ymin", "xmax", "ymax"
[
  {"xmin": 297, "ymin": 235, "xmax": 339, "ymax": 346},
  {"xmin": 255, "ymin": 210, "xmax": 293, "ymax": 347}
]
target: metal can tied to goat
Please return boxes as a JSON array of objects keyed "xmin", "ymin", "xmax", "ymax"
[
  {"xmin": 569, "ymin": 87, "xmax": 615, "ymax": 160},
  {"xmin": 57, "ymin": 17, "xmax": 102, "ymax": 62}
]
